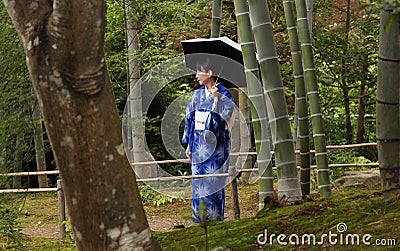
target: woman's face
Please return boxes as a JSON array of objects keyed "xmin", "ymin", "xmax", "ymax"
[{"xmin": 196, "ymin": 66, "xmax": 212, "ymax": 85}]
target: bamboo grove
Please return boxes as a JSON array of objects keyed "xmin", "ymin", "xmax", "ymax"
[
  {"xmin": 228, "ymin": 0, "xmax": 328, "ymax": 200},
  {"xmin": 227, "ymin": 0, "xmax": 397, "ymax": 200}
]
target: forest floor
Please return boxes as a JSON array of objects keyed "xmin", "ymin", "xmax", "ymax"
[{"xmin": 3, "ymin": 180, "xmax": 400, "ymax": 250}]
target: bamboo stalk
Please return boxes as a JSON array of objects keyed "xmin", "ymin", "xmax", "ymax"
[
  {"xmin": 125, "ymin": 0, "xmax": 157, "ymax": 180},
  {"xmin": 376, "ymin": 0, "xmax": 400, "ymax": 201},
  {"xmin": 228, "ymin": 89, "xmax": 241, "ymax": 219},
  {"xmin": 211, "ymin": 0, "xmax": 223, "ymax": 38},
  {"xmin": 236, "ymin": 89, "xmax": 253, "ymax": 184},
  {"xmin": 282, "ymin": 0, "xmax": 311, "ymax": 195},
  {"xmin": 294, "ymin": 0, "xmax": 331, "ymax": 198},
  {"xmin": 234, "ymin": 0, "xmax": 274, "ymax": 209},
  {"xmin": 248, "ymin": 0, "xmax": 302, "ymax": 202}
]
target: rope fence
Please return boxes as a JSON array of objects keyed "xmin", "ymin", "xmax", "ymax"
[{"xmin": 0, "ymin": 142, "xmax": 379, "ymax": 185}]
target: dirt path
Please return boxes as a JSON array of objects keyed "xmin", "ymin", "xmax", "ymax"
[
  {"xmin": 20, "ymin": 184, "xmax": 259, "ymax": 238},
  {"xmin": 22, "ymin": 206, "xmax": 258, "ymax": 239}
]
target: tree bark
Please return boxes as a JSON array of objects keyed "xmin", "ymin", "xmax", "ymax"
[
  {"xmin": 356, "ymin": 79, "xmax": 366, "ymax": 144},
  {"xmin": 3, "ymin": 1, "xmax": 160, "ymax": 249},
  {"xmin": 343, "ymin": 85, "xmax": 353, "ymax": 143},
  {"xmin": 341, "ymin": 0, "xmax": 353, "ymax": 144}
]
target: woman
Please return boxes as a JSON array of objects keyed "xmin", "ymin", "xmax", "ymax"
[{"xmin": 182, "ymin": 61, "xmax": 234, "ymax": 222}]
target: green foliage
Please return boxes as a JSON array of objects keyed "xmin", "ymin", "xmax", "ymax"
[
  {"xmin": 313, "ymin": 0, "xmax": 380, "ymax": 146},
  {"xmin": 327, "ymin": 149, "xmax": 374, "ymax": 182},
  {"xmin": 105, "ymin": 0, "xmax": 214, "ymax": 108},
  {"xmin": 144, "ymin": 77, "xmax": 192, "ymax": 174},
  {"xmin": 139, "ymin": 185, "xmax": 179, "ymax": 206},
  {"xmin": 192, "ymin": 199, "xmax": 212, "ymax": 251},
  {"xmin": 0, "ymin": 4, "xmax": 40, "ymax": 189},
  {"xmin": 60, "ymin": 220, "xmax": 73, "ymax": 240},
  {"xmin": 0, "ymin": 195, "xmax": 22, "ymax": 248}
]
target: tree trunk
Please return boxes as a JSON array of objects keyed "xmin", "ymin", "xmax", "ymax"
[
  {"xmin": 248, "ymin": 0, "xmax": 302, "ymax": 202},
  {"xmin": 295, "ymin": 0, "xmax": 331, "ymax": 198},
  {"xmin": 3, "ymin": 1, "xmax": 160, "ymax": 249},
  {"xmin": 211, "ymin": 0, "xmax": 223, "ymax": 38},
  {"xmin": 234, "ymin": 0, "xmax": 274, "ymax": 208},
  {"xmin": 343, "ymin": 85, "xmax": 353, "ymax": 143},
  {"xmin": 341, "ymin": 0, "xmax": 353, "ymax": 144},
  {"xmin": 376, "ymin": 0, "xmax": 400, "ymax": 201},
  {"xmin": 356, "ymin": 74, "xmax": 366, "ymax": 144}
]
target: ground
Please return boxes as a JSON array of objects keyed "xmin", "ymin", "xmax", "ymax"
[
  {"xmin": 9, "ymin": 179, "xmax": 400, "ymax": 250},
  {"xmin": 18, "ymin": 182, "xmax": 260, "ymax": 238},
  {"xmin": 18, "ymin": 171, "xmax": 382, "ymax": 238}
]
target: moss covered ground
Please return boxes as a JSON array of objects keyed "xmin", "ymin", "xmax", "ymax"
[{"xmin": 156, "ymin": 185, "xmax": 399, "ymax": 250}]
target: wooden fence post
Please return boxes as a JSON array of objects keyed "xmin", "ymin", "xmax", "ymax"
[
  {"xmin": 229, "ymin": 170, "xmax": 241, "ymax": 219},
  {"xmin": 57, "ymin": 180, "xmax": 66, "ymax": 238},
  {"xmin": 228, "ymin": 88, "xmax": 241, "ymax": 219}
]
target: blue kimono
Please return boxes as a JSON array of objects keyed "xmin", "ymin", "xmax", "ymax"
[{"xmin": 182, "ymin": 83, "xmax": 234, "ymax": 222}]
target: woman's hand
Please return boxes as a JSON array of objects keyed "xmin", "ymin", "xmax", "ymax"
[
  {"xmin": 209, "ymin": 85, "xmax": 218, "ymax": 98},
  {"xmin": 185, "ymin": 146, "xmax": 191, "ymax": 159}
]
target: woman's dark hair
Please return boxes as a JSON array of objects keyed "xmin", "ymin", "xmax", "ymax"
[
  {"xmin": 196, "ymin": 58, "xmax": 218, "ymax": 81},
  {"xmin": 194, "ymin": 57, "xmax": 234, "ymax": 88}
]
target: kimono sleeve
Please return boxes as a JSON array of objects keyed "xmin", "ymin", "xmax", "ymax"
[{"xmin": 181, "ymin": 91, "xmax": 197, "ymax": 146}]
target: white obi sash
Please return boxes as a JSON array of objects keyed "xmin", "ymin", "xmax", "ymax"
[{"xmin": 194, "ymin": 111, "xmax": 209, "ymax": 130}]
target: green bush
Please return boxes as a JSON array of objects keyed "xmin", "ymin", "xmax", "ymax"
[
  {"xmin": 139, "ymin": 185, "xmax": 179, "ymax": 206},
  {"xmin": 0, "ymin": 194, "xmax": 22, "ymax": 247}
]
